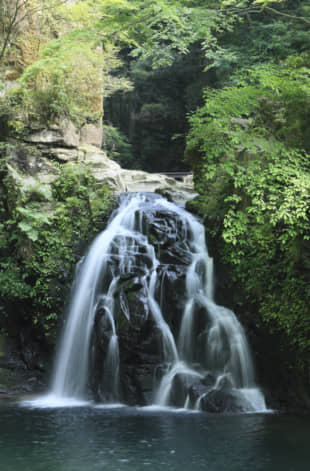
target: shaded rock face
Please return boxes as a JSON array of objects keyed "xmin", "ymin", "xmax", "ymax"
[
  {"xmin": 0, "ymin": 334, "xmax": 48, "ymax": 396},
  {"xmin": 88, "ymin": 201, "xmax": 189, "ymax": 405}
]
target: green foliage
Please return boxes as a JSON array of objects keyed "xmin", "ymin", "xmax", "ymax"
[
  {"xmin": 0, "ymin": 1, "xmax": 62, "ymax": 63},
  {"xmin": 186, "ymin": 59, "xmax": 310, "ymax": 355},
  {"xmin": 104, "ymin": 44, "xmax": 209, "ymax": 171},
  {"xmin": 0, "ymin": 0, "xmax": 134, "ymax": 131},
  {"xmin": 0, "ymin": 0, "xmax": 235, "ymax": 132},
  {"xmin": 0, "ymin": 158, "xmax": 114, "ymax": 340},
  {"xmin": 5, "ymin": 0, "xmax": 236, "ymax": 132},
  {"xmin": 84, "ymin": 0, "xmax": 235, "ymax": 67},
  {"xmin": 103, "ymin": 0, "xmax": 310, "ymax": 173},
  {"xmin": 102, "ymin": 124, "xmax": 134, "ymax": 167},
  {"xmin": 203, "ymin": 1, "xmax": 310, "ymax": 87},
  {"xmin": 7, "ymin": 41, "xmax": 131, "ymax": 130}
]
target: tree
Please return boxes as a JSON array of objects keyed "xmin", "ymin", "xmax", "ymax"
[
  {"xmin": 0, "ymin": 0, "xmax": 70, "ymax": 64},
  {"xmin": 42, "ymin": 0, "xmax": 237, "ymax": 67}
]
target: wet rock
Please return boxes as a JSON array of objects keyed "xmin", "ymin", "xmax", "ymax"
[
  {"xmin": 188, "ymin": 378, "xmax": 253, "ymax": 414},
  {"xmin": 168, "ymin": 373, "xmax": 197, "ymax": 407},
  {"xmin": 202, "ymin": 372, "xmax": 216, "ymax": 387},
  {"xmin": 189, "ymin": 382, "xmax": 211, "ymax": 404},
  {"xmin": 157, "ymin": 265, "xmax": 187, "ymax": 330},
  {"xmin": 87, "ymin": 194, "xmax": 201, "ymax": 404},
  {"xmin": 199, "ymin": 389, "xmax": 250, "ymax": 413},
  {"xmin": 216, "ymin": 374, "xmax": 234, "ymax": 391}
]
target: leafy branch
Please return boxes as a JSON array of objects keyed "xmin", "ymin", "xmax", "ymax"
[{"xmin": 220, "ymin": 0, "xmax": 310, "ymax": 25}]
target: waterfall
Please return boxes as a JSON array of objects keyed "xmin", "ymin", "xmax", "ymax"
[{"xmin": 49, "ymin": 192, "xmax": 266, "ymax": 412}]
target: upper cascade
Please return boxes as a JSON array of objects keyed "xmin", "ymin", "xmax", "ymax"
[{"xmin": 49, "ymin": 192, "xmax": 266, "ymax": 413}]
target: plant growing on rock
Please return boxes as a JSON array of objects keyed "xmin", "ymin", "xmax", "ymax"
[
  {"xmin": 0, "ymin": 152, "xmax": 114, "ymax": 341},
  {"xmin": 186, "ymin": 57, "xmax": 310, "ymax": 362}
]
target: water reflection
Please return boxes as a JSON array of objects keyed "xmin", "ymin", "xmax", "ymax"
[{"xmin": 0, "ymin": 402, "xmax": 309, "ymax": 470}]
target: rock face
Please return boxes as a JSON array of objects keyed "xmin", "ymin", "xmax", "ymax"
[
  {"xmin": 25, "ymin": 120, "xmax": 103, "ymax": 149},
  {"xmin": 25, "ymin": 120, "xmax": 80, "ymax": 148},
  {"xmin": 80, "ymin": 123, "xmax": 103, "ymax": 147},
  {"xmin": 0, "ymin": 335, "xmax": 47, "ymax": 396},
  {"xmin": 7, "ymin": 115, "xmax": 196, "ymax": 205},
  {"xmin": 79, "ymin": 145, "xmax": 196, "ymax": 204}
]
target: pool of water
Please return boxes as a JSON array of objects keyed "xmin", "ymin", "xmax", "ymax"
[{"xmin": 0, "ymin": 400, "xmax": 309, "ymax": 471}]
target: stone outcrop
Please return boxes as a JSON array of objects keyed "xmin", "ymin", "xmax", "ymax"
[
  {"xmin": 7, "ymin": 140, "xmax": 196, "ymax": 206},
  {"xmin": 80, "ymin": 123, "xmax": 103, "ymax": 147},
  {"xmin": 25, "ymin": 120, "xmax": 80, "ymax": 148},
  {"xmin": 25, "ymin": 120, "xmax": 103, "ymax": 149},
  {"xmin": 79, "ymin": 145, "xmax": 196, "ymax": 204}
]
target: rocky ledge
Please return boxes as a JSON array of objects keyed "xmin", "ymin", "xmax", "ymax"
[
  {"xmin": 7, "ymin": 142, "xmax": 196, "ymax": 204},
  {"xmin": 9, "ymin": 118, "xmax": 197, "ymax": 206}
]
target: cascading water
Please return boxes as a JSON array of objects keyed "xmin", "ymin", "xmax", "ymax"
[{"xmin": 49, "ymin": 192, "xmax": 266, "ymax": 412}]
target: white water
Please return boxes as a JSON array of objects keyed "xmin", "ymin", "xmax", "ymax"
[
  {"xmin": 50, "ymin": 197, "xmax": 143, "ymax": 399},
  {"xmin": 46, "ymin": 192, "xmax": 266, "ymax": 412}
]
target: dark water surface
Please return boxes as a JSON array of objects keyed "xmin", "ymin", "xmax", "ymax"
[{"xmin": 0, "ymin": 401, "xmax": 309, "ymax": 471}]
